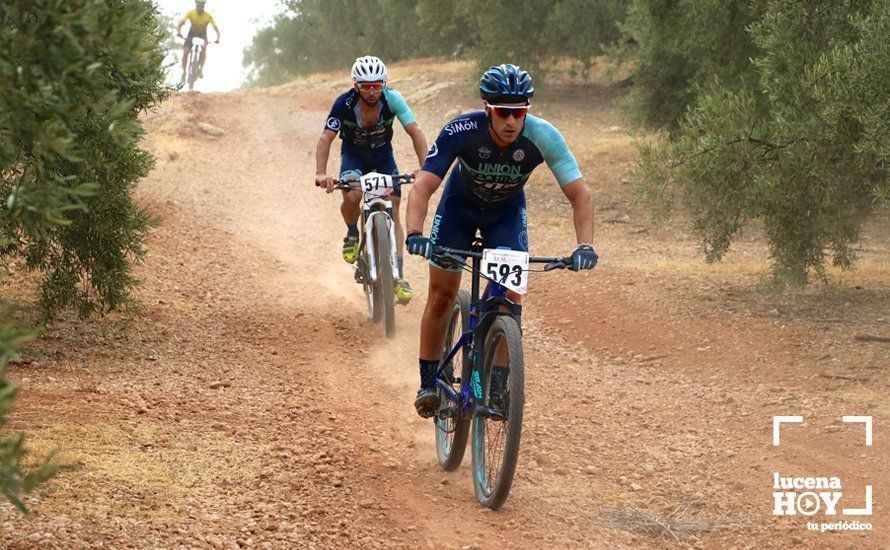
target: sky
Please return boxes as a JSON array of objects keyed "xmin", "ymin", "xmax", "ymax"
[{"xmin": 155, "ymin": 0, "xmax": 285, "ymax": 92}]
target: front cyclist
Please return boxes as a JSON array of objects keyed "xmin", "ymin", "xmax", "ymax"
[
  {"xmin": 176, "ymin": 0, "xmax": 220, "ymax": 87},
  {"xmin": 316, "ymin": 56, "xmax": 429, "ymax": 303},
  {"xmin": 405, "ymin": 64, "xmax": 598, "ymax": 417}
]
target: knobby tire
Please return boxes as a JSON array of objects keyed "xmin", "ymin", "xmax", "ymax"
[
  {"xmin": 435, "ymin": 290, "xmax": 472, "ymax": 470},
  {"xmin": 372, "ymin": 215, "xmax": 396, "ymax": 337},
  {"xmin": 471, "ymin": 315, "xmax": 524, "ymax": 509}
]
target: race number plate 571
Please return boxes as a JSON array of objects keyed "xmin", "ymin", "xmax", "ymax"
[
  {"xmin": 482, "ymin": 248, "xmax": 529, "ymax": 295},
  {"xmin": 359, "ymin": 172, "xmax": 394, "ymax": 196}
]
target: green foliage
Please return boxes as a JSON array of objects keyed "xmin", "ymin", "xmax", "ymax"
[
  {"xmin": 458, "ymin": 0, "xmax": 628, "ymax": 77},
  {"xmin": 415, "ymin": 0, "xmax": 474, "ymax": 57},
  {"xmin": 458, "ymin": 0, "xmax": 556, "ymax": 77},
  {"xmin": 543, "ymin": 0, "xmax": 630, "ymax": 73},
  {"xmin": 0, "ymin": 302, "xmax": 59, "ymax": 513},
  {"xmin": 244, "ymin": 0, "xmax": 433, "ymax": 86},
  {"xmin": 617, "ymin": 0, "xmax": 765, "ymax": 132},
  {"xmin": 154, "ymin": 10, "xmax": 178, "ymax": 56},
  {"xmin": 635, "ymin": 0, "xmax": 889, "ymax": 285},
  {"xmin": 243, "ymin": 0, "xmax": 630, "ymax": 86},
  {"xmin": 0, "ymin": 0, "xmax": 168, "ymax": 317}
]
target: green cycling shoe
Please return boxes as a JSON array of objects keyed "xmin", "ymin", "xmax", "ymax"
[
  {"xmin": 394, "ymin": 279, "xmax": 414, "ymax": 304},
  {"xmin": 342, "ymin": 236, "xmax": 359, "ymax": 264}
]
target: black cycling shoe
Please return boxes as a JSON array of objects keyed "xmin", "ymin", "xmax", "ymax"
[
  {"xmin": 489, "ymin": 390, "xmax": 510, "ymax": 413},
  {"xmin": 414, "ymin": 387, "xmax": 440, "ymax": 418},
  {"xmin": 488, "ymin": 367, "xmax": 510, "ymax": 412}
]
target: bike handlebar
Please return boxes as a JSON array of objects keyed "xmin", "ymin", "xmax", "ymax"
[
  {"xmin": 431, "ymin": 246, "xmax": 572, "ymax": 271},
  {"xmin": 330, "ymin": 173, "xmax": 415, "ymax": 192}
]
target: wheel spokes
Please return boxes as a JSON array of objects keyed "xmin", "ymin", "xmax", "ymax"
[
  {"xmin": 479, "ymin": 330, "xmax": 511, "ymax": 496},
  {"xmin": 436, "ymin": 313, "xmax": 462, "ymax": 457},
  {"xmin": 485, "ymin": 418, "xmax": 507, "ymax": 493}
]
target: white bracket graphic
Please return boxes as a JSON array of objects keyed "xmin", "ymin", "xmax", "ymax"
[
  {"xmin": 773, "ymin": 416, "xmax": 803, "ymax": 446},
  {"xmin": 842, "ymin": 416, "xmax": 873, "ymax": 446},
  {"xmin": 843, "ymin": 485, "xmax": 873, "ymax": 516}
]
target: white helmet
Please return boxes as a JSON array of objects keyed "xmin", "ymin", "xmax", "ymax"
[{"xmin": 351, "ymin": 56, "xmax": 387, "ymax": 83}]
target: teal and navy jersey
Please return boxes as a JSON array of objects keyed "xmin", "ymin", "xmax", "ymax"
[
  {"xmin": 421, "ymin": 110, "xmax": 582, "ymax": 206},
  {"xmin": 324, "ymin": 88, "xmax": 415, "ymax": 150}
]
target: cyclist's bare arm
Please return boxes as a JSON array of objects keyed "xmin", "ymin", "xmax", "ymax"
[
  {"xmin": 561, "ymin": 178, "xmax": 594, "ymax": 243},
  {"xmin": 406, "ymin": 170, "xmax": 443, "ymax": 235},
  {"xmin": 176, "ymin": 19, "xmax": 185, "ymax": 37},
  {"xmin": 315, "ymin": 129, "xmax": 337, "ymax": 192},
  {"xmin": 212, "ymin": 24, "xmax": 220, "ymax": 43},
  {"xmin": 403, "ymin": 122, "xmax": 428, "ymax": 173}
]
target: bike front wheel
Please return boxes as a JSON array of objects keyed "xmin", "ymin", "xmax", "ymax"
[
  {"xmin": 187, "ymin": 49, "xmax": 199, "ymax": 90},
  {"xmin": 435, "ymin": 289, "xmax": 472, "ymax": 471},
  {"xmin": 471, "ymin": 315, "xmax": 524, "ymax": 510},
  {"xmin": 371, "ymin": 214, "xmax": 396, "ymax": 338}
]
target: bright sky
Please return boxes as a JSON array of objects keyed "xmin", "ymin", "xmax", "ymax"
[{"xmin": 156, "ymin": 0, "xmax": 285, "ymax": 92}]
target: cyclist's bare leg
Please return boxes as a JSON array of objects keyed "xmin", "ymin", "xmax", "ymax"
[
  {"xmin": 340, "ymin": 189, "xmax": 362, "ymax": 226},
  {"xmin": 419, "ymin": 265, "xmax": 462, "ymax": 361},
  {"xmin": 199, "ymin": 47, "xmax": 207, "ymax": 70}
]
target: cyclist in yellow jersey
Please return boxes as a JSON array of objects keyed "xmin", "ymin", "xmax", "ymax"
[{"xmin": 176, "ymin": 0, "xmax": 220, "ymax": 86}]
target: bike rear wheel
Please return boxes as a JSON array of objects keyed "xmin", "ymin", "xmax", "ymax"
[
  {"xmin": 372, "ymin": 214, "xmax": 396, "ymax": 337},
  {"xmin": 435, "ymin": 290, "xmax": 472, "ymax": 471},
  {"xmin": 471, "ymin": 315, "xmax": 524, "ymax": 509}
]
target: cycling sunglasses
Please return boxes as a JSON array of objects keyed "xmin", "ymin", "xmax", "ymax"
[
  {"xmin": 487, "ymin": 103, "xmax": 530, "ymax": 119},
  {"xmin": 357, "ymin": 82, "xmax": 386, "ymax": 93}
]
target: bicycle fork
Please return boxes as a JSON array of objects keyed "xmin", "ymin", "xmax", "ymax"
[{"xmin": 362, "ymin": 209, "xmax": 399, "ymax": 284}]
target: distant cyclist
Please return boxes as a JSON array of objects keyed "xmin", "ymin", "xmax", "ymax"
[
  {"xmin": 405, "ymin": 64, "xmax": 597, "ymax": 417},
  {"xmin": 176, "ymin": 0, "xmax": 220, "ymax": 87},
  {"xmin": 316, "ymin": 56, "xmax": 429, "ymax": 303}
]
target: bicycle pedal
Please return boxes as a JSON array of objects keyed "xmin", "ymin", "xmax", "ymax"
[
  {"xmin": 477, "ymin": 405, "xmax": 507, "ymax": 421},
  {"xmin": 437, "ymin": 405, "xmax": 458, "ymax": 420}
]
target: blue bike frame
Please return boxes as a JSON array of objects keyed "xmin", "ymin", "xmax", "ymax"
[{"xmin": 434, "ymin": 247, "xmax": 518, "ymax": 420}]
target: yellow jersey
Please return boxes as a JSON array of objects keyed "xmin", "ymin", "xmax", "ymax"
[{"xmin": 182, "ymin": 9, "xmax": 216, "ymax": 33}]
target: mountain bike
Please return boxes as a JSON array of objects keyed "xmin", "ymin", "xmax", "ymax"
[
  {"xmin": 428, "ymin": 242, "xmax": 571, "ymax": 509},
  {"xmin": 185, "ymin": 36, "xmax": 205, "ymax": 90},
  {"xmin": 332, "ymin": 172, "xmax": 414, "ymax": 338}
]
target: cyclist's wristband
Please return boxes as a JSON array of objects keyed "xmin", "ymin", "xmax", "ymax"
[{"xmin": 407, "ymin": 231, "xmax": 423, "ymax": 238}]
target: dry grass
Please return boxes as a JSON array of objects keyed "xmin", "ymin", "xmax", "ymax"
[
  {"xmin": 23, "ymin": 415, "xmax": 255, "ymax": 521},
  {"xmin": 641, "ymin": 257, "xmax": 890, "ymax": 280},
  {"xmin": 67, "ymin": 359, "xmax": 102, "ymax": 394},
  {"xmin": 596, "ymin": 505, "xmax": 735, "ymax": 544},
  {"xmin": 833, "ymin": 384, "xmax": 890, "ymax": 417},
  {"xmin": 644, "ymin": 258, "xmax": 772, "ymax": 277}
]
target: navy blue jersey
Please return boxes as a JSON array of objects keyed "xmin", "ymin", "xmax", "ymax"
[
  {"xmin": 324, "ymin": 88, "xmax": 415, "ymax": 150},
  {"xmin": 421, "ymin": 110, "xmax": 582, "ymax": 206}
]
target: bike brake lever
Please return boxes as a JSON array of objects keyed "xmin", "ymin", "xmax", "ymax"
[
  {"xmin": 543, "ymin": 259, "xmax": 571, "ymax": 271},
  {"xmin": 436, "ymin": 252, "xmax": 466, "ymax": 268}
]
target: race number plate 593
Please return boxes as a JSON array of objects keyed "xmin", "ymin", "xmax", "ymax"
[
  {"xmin": 481, "ymin": 248, "xmax": 529, "ymax": 295},
  {"xmin": 359, "ymin": 172, "xmax": 394, "ymax": 196}
]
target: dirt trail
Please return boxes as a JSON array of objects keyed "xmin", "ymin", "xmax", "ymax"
[{"xmin": 2, "ymin": 61, "xmax": 887, "ymax": 548}]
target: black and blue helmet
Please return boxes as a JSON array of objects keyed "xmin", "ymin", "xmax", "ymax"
[{"xmin": 480, "ymin": 64, "xmax": 534, "ymax": 103}]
